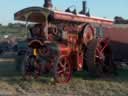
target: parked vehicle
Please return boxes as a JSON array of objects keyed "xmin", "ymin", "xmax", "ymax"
[
  {"xmin": 17, "ymin": 41, "xmax": 27, "ymax": 55},
  {"xmin": 14, "ymin": 0, "xmax": 123, "ymax": 83}
]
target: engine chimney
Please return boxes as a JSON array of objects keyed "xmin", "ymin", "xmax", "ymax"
[
  {"xmin": 79, "ymin": 0, "xmax": 87, "ymax": 15},
  {"xmin": 83, "ymin": 1, "xmax": 87, "ymax": 14},
  {"xmin": 43, "ymin": 0, "xmax": 53, "ymax": 9}
]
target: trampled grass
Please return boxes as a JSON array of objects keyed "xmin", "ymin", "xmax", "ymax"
[
  {"xmin": 0, "ymin": 53, "xmax": 128, "ymax": 96},
  {"xmin": 0, "ymin": 69, "xmax": 128, "ymax": 96}
]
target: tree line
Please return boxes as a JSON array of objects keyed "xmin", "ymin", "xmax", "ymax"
[{"xmin": 0, "ymin": 23, "xmax": 27, "ymax": 37}]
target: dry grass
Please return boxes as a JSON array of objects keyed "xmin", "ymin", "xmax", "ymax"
[
  {"xmin": 0, "ymin": 70, "xmax": 128, "ymax": 96},
  {"xmin": 0, "ymin": 53, "xmax": 128, "ymax": 96}
]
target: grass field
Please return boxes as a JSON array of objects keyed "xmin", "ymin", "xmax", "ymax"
[
  {"xmin": 0, "ymin": 52, "xmax": 128, "ymax": 96},
  {"xmin": 0, "ymin": 69, "xmax": 128, "ymax": 96}
]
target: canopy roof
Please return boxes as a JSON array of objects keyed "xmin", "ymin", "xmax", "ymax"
[
  {"xmin": 14, "ymin": 7, "xmax": 52, "ymax": 23},
  {"xmin": 14, "ymin": 7, "xmax": 113, "ymax": 25}
]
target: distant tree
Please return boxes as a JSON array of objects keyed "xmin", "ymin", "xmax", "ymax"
[
  {"xmin": 8, "ymin": 23, "xmax": 26, "ymax": 28},
  {"xmin": 0, "ymin": 22, "xmax": 26, "ymax": 38},
  {"xmin": 8, "ymin": 23, "xmax": 14, "ymax": 28},
  {"xmin": 114, "ymin": 16, "xmax": 128, "ymax": 24}
]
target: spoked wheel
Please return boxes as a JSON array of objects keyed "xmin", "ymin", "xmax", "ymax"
[
  {"xmin": 22, "ymin": 55, "xmax": 36, "ymax": 79},
  {"xmin": 23, "ymin": 54, "xmax": 42, "ymax": 79},
  {"xmin": 85, "ymin": 39, "xmax": 106, "ymax": 77},
  {"xmin": 54, "ymin": 55, "xmax": 72, "ymax": 83}
]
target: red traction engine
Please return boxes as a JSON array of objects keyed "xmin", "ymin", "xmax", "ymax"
[{"xmin": 14, "ymin": 1, "xmax": 116, "ymax": 83}]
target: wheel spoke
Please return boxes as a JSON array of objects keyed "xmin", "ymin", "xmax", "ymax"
[
  {"xmin": 96, "ymin": 47, "xmax": 104, "ymax": 60},
  {"xmin": 58, "ymin": 69, "xmax": 64, "ymax": 74},
  {"xmin": 59, "ymin": 61, "xmax": 65, "ymax": 68}
]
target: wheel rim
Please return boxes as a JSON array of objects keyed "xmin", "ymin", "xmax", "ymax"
[
  {"xmin": 54, "ymin": 56, "xmax": 71, "ymax": 83},
  {"xmin": 85, "ymin": 39, "xmax": 113, "ymax": 76}
]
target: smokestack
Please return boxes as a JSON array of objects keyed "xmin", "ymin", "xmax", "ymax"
[
  {"xmin": 43, "ymin": 0, "xmax": 53, "ymax": 9},
  {"xmin": 79, "ymin": 0, "xmax": 87, "ymax": 15},
  {"xmin": 82, "ymin": 0, "xmax": 87, "ymax": 14}
]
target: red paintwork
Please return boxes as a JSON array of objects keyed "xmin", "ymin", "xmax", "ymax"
[
  {"xmin": 77, "ymin": 53, "xmax": 83, "ymax": 71},
  {"xmin": 58, "ymin": 44, "xmax": 71, "ymax": 56}
]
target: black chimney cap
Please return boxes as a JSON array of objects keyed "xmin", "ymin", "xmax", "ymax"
[{"xmin": 43, "ymin": 0, "xmax": 53, "ymax": 9}]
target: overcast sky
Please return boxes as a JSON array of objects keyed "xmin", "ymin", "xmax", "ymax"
[{"xmin": 0, "ymin": 0, "xmax": 127, "ymax": 25}]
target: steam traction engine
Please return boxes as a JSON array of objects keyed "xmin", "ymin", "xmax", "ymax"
[{"xmin": 14, "ymin": 0, "xmax": 116, "ymax": 83}]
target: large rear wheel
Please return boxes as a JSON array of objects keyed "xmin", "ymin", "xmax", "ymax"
[{"xmin": 84, "ymin": 39, "xmax": 112, "ymax": 76}]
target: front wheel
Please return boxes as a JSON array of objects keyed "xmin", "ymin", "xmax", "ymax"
[
  {"xmin": 54, "ymin": 56, "xmax": 72, "ymax": 83},
  {"xmin": 22, "ymin": 55, "xmax": 36, "ymax": 79}
]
